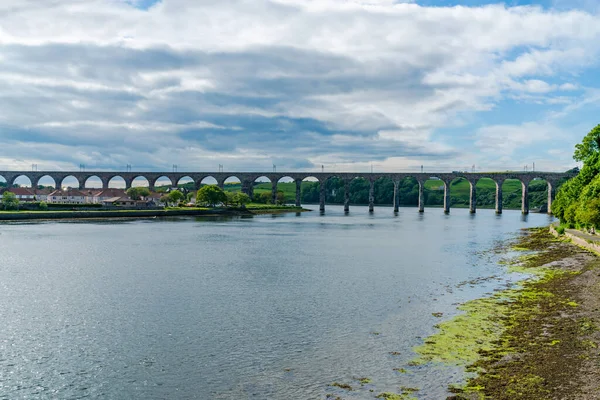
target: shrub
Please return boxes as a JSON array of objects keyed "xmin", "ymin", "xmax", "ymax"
[
  {"xmin": 38, "ymin": 201, "xmax": 48, "ymax": 211},
  {"xmin": 556, "ymin": 226, "xmax": 565, "ymax": 235}
]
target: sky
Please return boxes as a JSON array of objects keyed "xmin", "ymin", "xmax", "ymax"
[{"xmin": 1, "ymin": 0, "xmax": 600, "ymax": 176}]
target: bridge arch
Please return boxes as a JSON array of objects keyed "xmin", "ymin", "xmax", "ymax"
[
  {"xmin": 527, "ymin": 177, "xmax": 551, "ymax": 214},
  {"xmin": 274, "ymin": 176, "xmax": 295, "ymax": 206},
  {"xmin": 199, "ymin": 176, "xmax": 218, "ymax": 186},
  {"xmin": 0, "ymin": 174, "xmax": 6, "ymax": 188},
  {"xmin": 176, "ymin": 176, "xmax": 195, "ymax": 189},
  {"xmin": 107, "ymin": 175, "xmax": 126, "ymax": 189},
  {"xmin": 152, "ymin": 176, "xmax": 173, "ymax": 190},
  {"xmin": 84, "ymin": 175, "xmax": 103, "ymax": 189},
  {"xmin": 248, "ymin": 176, "xmax": 271, "ymax": 203},
  {"xmin": 499, "ymin": 178, "xmax": 526, "ymax": 214},
  {"xmin": 397, "ymin": 176, "xmax": 419, "ymax": 208},
  {"xmin": 58, "ymin": 175, "xmax": 80, "ymax": 190},
  {"xmin": 420, "ymin": 177, "xmax": 445, "ymax": 212},
  {"xmin": 12, "ymin": 175, "xmax": 33, "ymax": 187},
  {"xmin": 35, "ymin": 175, "xmax": 57, "ymax": 189},
  {"xmin": 373, "ymin": 176, "xmax": 393, "ymax": 211},
  {"xmin": 470, "ymin": 177, "xmax": 501, "ymax": 213},
  {"xmin": 131, "ymin": 176, "xmax": 150, "ymax": 188}
]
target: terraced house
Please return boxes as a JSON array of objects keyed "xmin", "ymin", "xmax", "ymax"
[{"xmin": 47, "ymin": 189, "xmax": 88, "ymax": 204}]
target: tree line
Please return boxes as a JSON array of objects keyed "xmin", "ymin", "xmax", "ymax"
[
  {"xmin": 300, "ymin": 177, "xmax": 554, "ymax": 209},
  {"xmin": 553, "ymin": 124, "xmax": 600, "ymax": 228}
]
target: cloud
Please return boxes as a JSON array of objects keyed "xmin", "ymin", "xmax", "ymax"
[{"xmin": 0, "ymin": 0, "xmax": 598, "ymax": 172}]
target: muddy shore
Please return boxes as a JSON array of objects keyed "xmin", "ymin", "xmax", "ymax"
[{"xmin": 409, "ymin": 228, "xmax": 600, "ymax": 400}]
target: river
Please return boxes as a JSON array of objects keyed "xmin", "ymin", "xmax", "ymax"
[{"xmin": 0, "ymin": 206, "xmax": 554, "ymax": 399}]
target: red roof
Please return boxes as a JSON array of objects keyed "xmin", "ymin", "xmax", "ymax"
[
  {"xmin": 7, "ymin": 187, "xmax": 34, "ymax": 196},
  {"xmin": 94, "ymin": 188, "xmax": 127, "ymax": 198}
]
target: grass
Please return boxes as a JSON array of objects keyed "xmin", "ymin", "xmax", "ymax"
[{"xmin": 423, "ymin": 177, "xmax": 524, "ymax": 195}]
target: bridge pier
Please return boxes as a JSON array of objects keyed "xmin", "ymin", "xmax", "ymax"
[
  {"xmin": 271, "ymin": 181, "xmax": 278, "ymax": 205},
  {"xmin": 443, "ymin": 181, "xmax": 450, "ymax": 214},
  {"xmin": 548, "ymin": 182, "xmax": 555, "ymax": 215},
  {"xmin": 393, "ymin": 181, "xmax": 399, "ymax": 213},
  {"xmin": 242, "ymin": 180, "xmax": 253, "ymax": 200},
  {"xmin": 522, "ymin": 182, "xmax": 529, "ymax": 215},
  {"xmin": 344, "ymin": 180, "xmax": 350, "ymax": 213},
  {"xmin": 469, "ymin": 182, "xmax": 476, "ymax": 214},
  {"xmin": 319, "ymin": 181, "xmax": 326, "ymax": 212},
  {"xmin": 495, "ymin": 181, "xmax": 503, "ymax": 214},
  {"xmin": 368, "ymin": 181, "xmax": 374, "ymax": 212},
  {"xmin": 295, "ymin": 180, "xmax": 301, "ymax": 207},
  {"xmin": 418, "ymin": 181, "xmax": 424, "ymax": 213}
]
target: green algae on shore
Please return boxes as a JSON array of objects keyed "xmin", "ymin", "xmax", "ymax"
[{"xmin": 408, "ymin": 228, "xmax": 600, "ymax": 399}]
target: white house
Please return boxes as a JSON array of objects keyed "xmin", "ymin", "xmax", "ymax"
[{"xmin": 47, "ymin": 189, "xmax": 88, "ymax": 204}]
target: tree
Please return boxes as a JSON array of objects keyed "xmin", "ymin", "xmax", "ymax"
[
  {"xmin": 168, "ymin": 190, "xmax": 185, "ymax": 205},
  {"xmin": 553, "ymin": 124, "xmax": 600, "ymax": 226},
  {"xmin": 196, "ymin": 185, "xmax": 227, "ymax": 207},
  {"xmin": 2, "ymin": 192, "xmax": 19, "ymax": 210},
  {"xmin": 38, "ymin": 201, "xmax": 48, "ymax": 211},
  {"xmin": 160, "ymin": 194, "xmax": 171, "ymax": 206},
  {"xmin": 126, "ymin": 187, "xmax": 150, "ymax": 200},
  {"xmin": 276, "ymin": 190, "xmax": 286, "ymax": 205},
  {"xmin": 186, "ymin": 191, "xmax": 196, "ymax": 203},
  {"xmin": 225, "ymin": 191, "xmax": 237, "ymax": 207},
  {"xmin": 234, "ymin": 192, "xmax": 251, "ymax": 207},
  {"xmin": 574, "ymin": 124, "xmax": 600, "ymax": 162}
]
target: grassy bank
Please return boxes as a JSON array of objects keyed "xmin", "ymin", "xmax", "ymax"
[{"xmin": 402, "ymin": 228, "xmax": 600, "ymax": 399}]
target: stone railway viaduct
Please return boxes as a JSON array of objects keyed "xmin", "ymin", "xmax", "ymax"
[{"xmin": 0, "ymin": 170, "xmax": 575, "ymax": 215}]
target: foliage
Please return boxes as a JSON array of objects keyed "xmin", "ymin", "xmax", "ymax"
[
  {"xmin": 234, "ymin": 192, "xmax": 251, "ymax": 207},
  {"xmin": 553, "ymin": 124, "xmax": 600, "ymax": 226},
  {"xmin": 574, "ymin": 124, "xmax": 600, "ymax": 162},
  {"xmin": 2, "ymin": 192, "xmax": 19, "ymax": 210},
  {"xmin": 186, "ymin": 191, "xmax": 196, "ymax": 203},
  {"xmin": 196, "ymin": 185, "xmax": 227, "ymax": 207},
  {"xmin": 276, "ymin": 190, "xmax": 286, "ymax": 205},
  {"xmin": 38, "ymin": 201, "xmax": 48, "ymax": 211},
  {"xmin": 253, "ymin": 192, "xmax": 273, "ymax": 204},
  {"xmin": 168, "ymin": 190, "xmax": 185, "ymax": 205},
  {"xmin": 126, "ymin": 187, "xmax": 150, "ymax": 200},
  {"xmin": 223, "ymin": 191, "xmax": 251, "ymax": 207}
]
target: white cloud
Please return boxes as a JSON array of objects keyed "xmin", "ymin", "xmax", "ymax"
[{"xmin": 0, "ymin": 0, "xmax": 598, "ymax": 171}]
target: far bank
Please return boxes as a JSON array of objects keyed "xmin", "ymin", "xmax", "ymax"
[{"xmin": 0, "ymin": 205, "xmax": 309, "ymax": 221}]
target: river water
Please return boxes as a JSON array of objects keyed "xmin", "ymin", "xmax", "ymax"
[{"xmin": 0, "ymin": 206, "xmax": 553, "ymax": 399}]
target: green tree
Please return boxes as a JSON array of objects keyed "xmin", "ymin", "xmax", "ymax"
[
  {"xmin": 38, "ymin": 201, "xmax": 48, "ymax": 211},
  {"xmin": 234, "ymin": 192, "xmax": 251, "ymax": 207},
  {"xmin": 196, "ymin": 185, "xmax": 227, "ymax": 207},
  {"xmin": 168, "ymin": 190, "xmax": 185, "ymax": 205},
  {"xmin": 574, "ymin": 124, "xmax": 600, "ymax": 162},
  {"xmin": 126, "ymin": 187, "xmax": 151, "ymax": 200},
  {"xmin": 224, "ymin": 191, "xmax": 237, "ymax": 207},
  {"xmin": 160, "ymin": 194, "xmax": 171, "ymax": 206},
  {"xmin": 276, "ymin": 190, "xmax": 286, "ymax": 205},
  {"xmin": 2, "ymin": 192, "xmax": 19, "ymax": 210},
  {"xmin": 553, "ymin": 124, "xmax": 600, "ymax": 226},
  {"xmin": 186, "ymin": 191, "xmax": 196, "ymax": 203}
]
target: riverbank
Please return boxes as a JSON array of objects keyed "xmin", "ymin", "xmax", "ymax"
[
  {"xmin": 406, "ymin": 228, "xmax": 600, "ymax": 399},
  {"xmin": 0, "ymin": 205, "xmax": 309, "ymax": 221}
]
